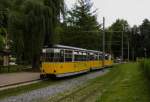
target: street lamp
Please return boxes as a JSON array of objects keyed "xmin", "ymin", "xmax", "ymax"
[{"xmin": 102, "ymin": 17, "xmax": 105, "ymax": 61}]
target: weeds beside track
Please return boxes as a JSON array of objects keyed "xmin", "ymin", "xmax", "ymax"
[{"xmin": 49, "ymin": 63, "xmax": 150, "ymax": 102}]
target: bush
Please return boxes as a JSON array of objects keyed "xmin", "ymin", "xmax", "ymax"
[
  {"xmin": 140, "ymin": 59, "xmax": 150, "ymax": 78},
  {"xmin": 0, "ymin": 65, "xmax": 32, "ymax": 73}
]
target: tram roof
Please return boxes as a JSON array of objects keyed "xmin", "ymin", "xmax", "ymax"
[
  {"xmin": 53, "ymin": 45, "xmax": 87, "ymax": 51},
  {"xmin": 87, "ymin": 50, "xmax": 103, "ymax": 54},
  {"xmin": 44, "ymin": 44, "xmax": 104, "ymax": 53},
  {"xmin": 54, "ymin": 45, "xmax": 104, "ymax": 53}
]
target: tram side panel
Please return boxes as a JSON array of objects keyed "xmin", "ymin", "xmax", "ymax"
[
  {"xmin": 42, "ymin": 62, "xmax": 75, "ymax": 76},
  {"xmin": 92, "ymin": 61, "xmax": 103, "ymax": 70},
  {"xmin": 41, "ymin": 60, "xmax": 112, "ymax": 76},
  {"xmin": 41, "ymin": 46, "xmax": 113, "ymax": 78},
  {"xmin": 41, "ymin": 61, "xmax": 89, "ymax": 77},
  {"xmin": 74, "ymin": 61, "xmax": 89, "ymax": 73},
  {"xmin": 104, "ymin": 54, "xmax": 113, "ymax": 67},
  {"xmin": 104, "ymin": 60, "xmax": 113, "ymax": 67}
]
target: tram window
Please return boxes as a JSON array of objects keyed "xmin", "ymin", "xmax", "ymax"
[
  {"xmin": 65, "ymin": 54, "xmax": 72, "ymax": 62},
  {"xmin": 42, "ymin": 52, "xmax": 60, "ymax": 62},
  {"xmin": 53, "ymin": 53, "xmax": 60, "ymax": 62},
  {"xmin": 89, "ymin": 55, "xmax": 94, "ymax": 60},
  {"xmin": 50, "ymin": 53, "xmax": 54, "ymax": 62},
  {"xmin": 82, "ymin": 55, "xmax": 87, "ymax": 61},
  {"xmin": 99, "ymin": 55, "xmax": 103, "ymax": 60},
  {"xmin": 87, "ymin": 54, "xmax": 90, "ymax": 61},
  {"xmin": 60, "ymin": 51, "xmax": 64, "ymax": 62},
  {"xmin": 75, "ymin": 55, "xmax": 79, "ymax": 61},
  {"xmin": 65, "ymin": 50, "xmax": 73, "ymax": 62},
  {"xmin": 95, "ymin": 55, "xmax": 99, "ymax": 60},
  {"xmin": 93, "ymin": 54, "xmax": 98, "ymax": 60},
  {"xmin": 75, "ymin": 55, "xmax": 84, "ymax": 61},
  {"xmin": 105, "ymin": 55, "xmax": 109, "ymax": 60},
  {"xmin": 44, "ymin": 53, "xmax": 54, "ymax": 62},
  {"xmin": 41, "ymin": 49, "xmax": 65, "ymax": 62},
  {"xmin": 97, "ymin": 55, "xmax": 99, "ymax": 60}
]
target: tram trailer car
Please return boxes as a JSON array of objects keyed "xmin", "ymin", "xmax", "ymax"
[{"xmin": 40, "ymin": 45, "xmax": 113, "ymax": 78}]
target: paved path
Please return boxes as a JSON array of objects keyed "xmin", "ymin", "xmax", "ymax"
[{"xmin": 0, "ymin": 72, "xmax": 40, "ymax": 87}]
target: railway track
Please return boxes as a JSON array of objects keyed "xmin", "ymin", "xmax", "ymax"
[
  {"xmin": 0, "ymin": 63, "xmax": 119, "ymax": 92},
  {"xmin": 51, "ymin": 81, "xmax": 102, "ymax": 102},
  {"xmin": 0, "ymin": 65, "xmax": 116, "ymax": 92}
]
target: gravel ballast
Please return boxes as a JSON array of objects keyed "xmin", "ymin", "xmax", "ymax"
[{"xmin": 0, "ymin": 69, "xmax": 109, "ymax": 102}]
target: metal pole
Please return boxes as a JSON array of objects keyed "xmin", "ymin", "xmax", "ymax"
[
  {"xmin": 132, "ymin": 48, "xmax": 134, "ymax": 61},
  {"xmin": 103, "ymin": 17, "xmax": 105, "ymax": 61},
  {"xmin": 128, "ymin": 40, "xmax": 130, "ymax": 62},
  {"xmin": 132, "ymin": 29, "xmax": 135, "ymax": 61},
  {"xmin": 144, "ymin": 48, "xmax": 147, "ymax": 58},
  {"xmin": 122, "ymin": 25, "xmax": 124, "ymax": 62}
]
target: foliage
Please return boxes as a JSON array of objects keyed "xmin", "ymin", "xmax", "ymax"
[
  {"xmin": 1, "ymin": 0, "xmax": 64, "ymax": 69},
  {"xmin": 0, "ymin": 34, "xmax": 5, "ymax": 50},
  {"xmin": 0, "ymin": 65, "xmax": 30, "ymax": 73},
  {"xmin": 66, "ymin": 0, "xmax": 100, "ymax": 30},
  {"xmin": 107, "ymin": 19, "xmax": 130, "ymax": 58},
  {"xmin": 129, "ymin": 19, "xmax": 150, "ymax": 59},
  {"xmin": 60, "ymin": 0, "xmax": 102, "ymax": 50},
  {"xmin": 43, "ymin": 0, "xmax": 65, "ymax": 46},
  {"xmin": 140, "ymin": 59, "xmax": 150, "ymax": 78},
  {"xmin": 139, "ymin": 19, "xmax": 150, "ymax": 57},
  {"xmin": 0, "ymin": 0, "xmax": 10, "ymax": 51},
  {"xmin": 1, "ymin": 0, "xmax": 150, "ymax": 66}
]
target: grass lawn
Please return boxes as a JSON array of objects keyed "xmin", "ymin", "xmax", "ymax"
[
  {"xmin": 50, "ymin": 63, "xmax": 150, "ymax": 102},
  {"xmin": 98, "ymin": 63, "xmax": 150, "ymax": 102}
]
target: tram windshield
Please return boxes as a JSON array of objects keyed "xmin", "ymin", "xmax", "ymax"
[
  {"xmin": 42, "ymin": 48, "xmax": 64, "ymax": 62},
  {"xmin": 42, "ymin": 48, "xmax": 73, "ymax": 62}
]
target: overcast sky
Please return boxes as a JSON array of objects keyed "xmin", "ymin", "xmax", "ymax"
[{"xmin": 65, "ymin": 0, "xmax": 150, "ymax": 27}]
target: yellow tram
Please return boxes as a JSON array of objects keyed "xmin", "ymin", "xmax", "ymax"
[{"xmin": 40, "ymin": 45, "xmax": 113, "ymax": 78}]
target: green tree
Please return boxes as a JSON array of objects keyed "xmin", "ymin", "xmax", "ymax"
[
  {"xmin": 4, "ymin": 0, "xmax": 65, "ymax": 69},
  {"xmin": 44, "ymin": 0, "xmax": 65, "ymax": 46},
  {"xmin": 139, "ymin": 19, "xmax": 150, "ymax": 57},
  {"xmin": 108, "ymin": 19, "xmax": 129, "ymax": 58},
  {"xmin": 129, "ymin": 19, "xmax": 150, "ymax": 59},
  {"xmin": 0, "ymin": 34, "xmax": 5, "ymax": 50},
  {"xmin": 130, "ymin": 25, "xmax": 141, "ymax": 60},
  {"xmin": 61, "ymin": 0, "xmax": 101, "ymax": 50}
]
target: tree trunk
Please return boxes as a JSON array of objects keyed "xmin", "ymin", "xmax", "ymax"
[{"xmin": 32, "ymin": 54, "xmax": 40, "ymax": 71}]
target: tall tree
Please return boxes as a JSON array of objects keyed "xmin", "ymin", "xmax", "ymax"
[
  {"xmin": 108, "ymin": 19, "xmax": 129, "ymax": 59},
  {"xmin": 66, "ymin": 0, "xmax": 100, "ymax": 30},
  {"xmin": 130, "ymin": 25, "xmax": 141, "ymax": 60},
  {"xmin": 0, "ymin": 0, "xmax": 12, "ymax": 51},
  {"xmin": 139, "ymin": 19, "xmax": 150, "ymax": 57},
  {"xmin": 44, "ymin": 0, "xmax": 64, "ymax": 46},
  {"xmin": 61, "ymin": 0, "xmax": 101, "ymax": 50},
  {"xmin": 8, "ymin": 0, "xmax": 64, "ymax": 69}
]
